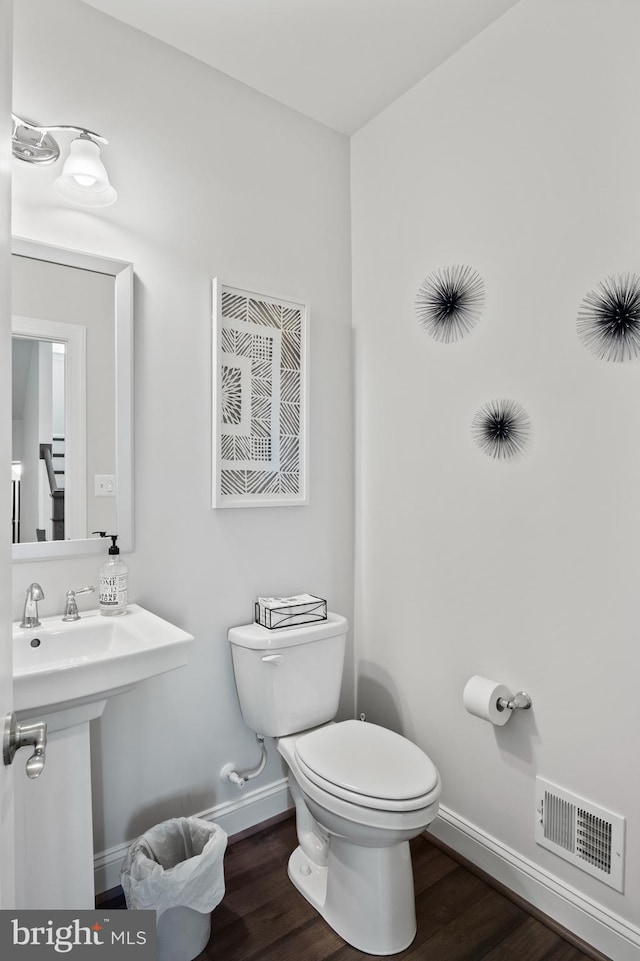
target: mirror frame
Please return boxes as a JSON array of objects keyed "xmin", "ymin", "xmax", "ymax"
[{"xmin": 11, "ymin": 237, "xmax": 134, "ymax": 561}]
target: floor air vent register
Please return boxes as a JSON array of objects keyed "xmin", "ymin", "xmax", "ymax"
[{"xmin": 535, "ymin": 778, "xmax": 625, "ymax": 892}]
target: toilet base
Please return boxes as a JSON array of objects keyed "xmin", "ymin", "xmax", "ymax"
[{"xmin": 287, "ymin": 838, "xmax": 417, "ymax": 956}]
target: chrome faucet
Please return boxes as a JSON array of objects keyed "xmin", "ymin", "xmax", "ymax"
[
  {"xmin": 62, "ymin": 586, "xmax": 96, "ymax": 622},
  {"xmin": 20, "ymin": 582, "xmax": 44, "ymax": 629}
]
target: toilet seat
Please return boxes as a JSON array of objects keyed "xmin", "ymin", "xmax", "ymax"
[{"xmin": 294, "ymin": 720, "xmax": 440, "ymax": 813}]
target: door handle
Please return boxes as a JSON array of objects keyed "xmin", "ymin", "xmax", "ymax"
[{"xmin": 3, "ymin": 712, "xmax": 47, "ymax": 779}]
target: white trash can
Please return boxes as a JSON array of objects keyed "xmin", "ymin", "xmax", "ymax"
[{"xmin": 121, "ymin": 817, "xmax": 227, "ymax": 961}]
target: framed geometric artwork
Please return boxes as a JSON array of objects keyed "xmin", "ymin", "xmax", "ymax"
[{"xmin": 212, "ymin": 279, "xmax": 309, "ymax": 508}]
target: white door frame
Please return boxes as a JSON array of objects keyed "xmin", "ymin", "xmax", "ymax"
[{"xmin": 0, "ymin": 0, "xmax": 16, "ymax": 910}]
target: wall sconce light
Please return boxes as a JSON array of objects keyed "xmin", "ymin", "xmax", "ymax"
[{"xmin": 11, "ymin": 113, "xmax": 117, "ymax": 208}]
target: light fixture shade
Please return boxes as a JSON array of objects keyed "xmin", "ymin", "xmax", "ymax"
[{"xmin": 54, "ymin": 136, "xmax": 117, "ymax": 207}]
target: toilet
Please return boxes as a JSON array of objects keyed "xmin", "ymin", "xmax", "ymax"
[{"xmin": 228, "ymin": 613, "xmax": 441, "ymax": 956}]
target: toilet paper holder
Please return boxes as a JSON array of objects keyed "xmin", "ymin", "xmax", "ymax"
[{"xmin": 497, "ymin": 691, "xmax": 532, "ymax": 712}]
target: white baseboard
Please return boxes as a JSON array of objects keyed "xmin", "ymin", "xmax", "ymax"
[
  {"xmin": 94, "ymin": 777, "xmax": 292, "ymax": 896},
  {"xmin": 430, "ymin": 805, "xmax": 640, "ymax": 961}
]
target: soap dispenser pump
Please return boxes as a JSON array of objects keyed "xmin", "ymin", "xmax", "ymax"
[{"xmin": 94, "ymin": 532, "xmax": 128, "ymax": 616}]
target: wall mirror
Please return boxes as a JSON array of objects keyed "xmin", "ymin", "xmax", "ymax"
[{"xmin": 11, "ymin": 238, "xmax": 133, "ymax": 561}]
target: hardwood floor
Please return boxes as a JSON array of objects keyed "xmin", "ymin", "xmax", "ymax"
[
  {"xmin": 103, "ymin": 815, "xmax": 602, "ymax": 960},
  {"xmin": 196, "ymin": 817, "xmax": 599, "ymax": 961}
]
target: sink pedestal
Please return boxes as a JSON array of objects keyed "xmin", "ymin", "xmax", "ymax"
[{"xmin": 14, "ymin": 700, "xmax": 107, "ymax": 910}]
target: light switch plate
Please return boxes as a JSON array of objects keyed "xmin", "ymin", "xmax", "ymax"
[{"xmin": 94, "ymin": 474, "xmax": 116, "ymax": 497}]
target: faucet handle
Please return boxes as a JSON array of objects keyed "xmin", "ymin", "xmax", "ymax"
[
  {"xmin": 62, "ymin": 586, "xmax": 95, "ymax": 622},
  {"xmin": 73, "ymin": 586, "xmax": 96, "ymax": 597}
]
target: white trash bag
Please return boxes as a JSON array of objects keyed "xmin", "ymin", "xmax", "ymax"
[{"xmin": 121, "ymin": 817, "xmax": 227, "ymax": 917}]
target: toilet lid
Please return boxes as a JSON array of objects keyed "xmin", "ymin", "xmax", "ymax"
[{"xmin": 294, "ymin": 720, "xmax": 438, "ymax": 802}]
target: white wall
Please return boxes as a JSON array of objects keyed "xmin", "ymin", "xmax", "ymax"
[
  {"xmin": 12, "ymin": 0, "xmax": 353, "ymax": 874},
  {"xmin": 352, "ymin": 0, "xmax": 640, "ymax": 950}
]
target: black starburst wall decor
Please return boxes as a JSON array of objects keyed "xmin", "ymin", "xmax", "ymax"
[
  {"xmin": 415, "ymin": 265, "xmax": 485, "ymax": 343},
  {"xmin": 577, "ymin": 272, "xmax": 640, "ymax": 362},
  {"xmin": 471, "ymin": 399, "xmax": 531, "ymax": 461}
]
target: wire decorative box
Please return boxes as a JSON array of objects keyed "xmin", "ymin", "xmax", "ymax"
[{"xmin": 255, "ymin": 594, "xmax": 327, "ymax": 630}]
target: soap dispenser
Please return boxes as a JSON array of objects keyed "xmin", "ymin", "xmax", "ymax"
[{"xmin": 95, "ymin": 533, "xmax": 128, "ymax": 616}]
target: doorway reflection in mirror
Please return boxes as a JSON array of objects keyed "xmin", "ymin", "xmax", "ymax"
[{"xmin": 10, "ymin": 239, "xmax": 133, "ymax": 562}]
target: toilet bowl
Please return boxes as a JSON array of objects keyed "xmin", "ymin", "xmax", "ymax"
[
  {"xmin": 278, "ymin": 720, "xmax": 441, "ymax": 955},
  {"xmin": 228, "ymin": 613, "xmax": 442, "ymax": 956}
]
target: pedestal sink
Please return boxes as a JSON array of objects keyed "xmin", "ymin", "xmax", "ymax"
[{"xmin": 12, "ymin": 604, "xmax": 194, "ymax": 909}]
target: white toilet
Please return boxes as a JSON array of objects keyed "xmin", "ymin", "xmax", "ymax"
[{"xmin": 228, "ymin": 613, "xmax": 441, "ymax": 956}]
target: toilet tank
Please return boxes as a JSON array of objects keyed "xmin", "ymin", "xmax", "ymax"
[{"xmin": 228, "ymin": 613, "xmax": 348, "ymax": 737}]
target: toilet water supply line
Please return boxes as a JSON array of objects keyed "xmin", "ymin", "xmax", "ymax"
[
  {"xmin": 222, "ymin": 715, "xmax": 367, "ymax": 789},
  {"xmin": 221, "ymin": 734, "xmax": 267, "ymax": 788}
]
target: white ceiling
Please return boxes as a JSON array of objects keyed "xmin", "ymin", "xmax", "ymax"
[{"xmin": 79, "ymin": 0, "xmax": 521, "ymax": 135}]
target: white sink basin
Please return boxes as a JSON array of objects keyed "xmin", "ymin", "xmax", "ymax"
[{"xmin": 13, "ymin": 603, "xmax": 194, "ymax": 716}]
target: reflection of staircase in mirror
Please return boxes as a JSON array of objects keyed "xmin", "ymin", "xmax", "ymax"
[
  {"xmin": 39, "ymin": 441, "xmax": 65, "ymax": 541},
  {"xmin": 52, "ymin": 434, "xmax": 65, "ymax": 489}
]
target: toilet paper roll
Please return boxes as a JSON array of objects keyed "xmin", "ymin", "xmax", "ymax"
[{"xmin": 463, "ymin": 675, "xmax": 513, "ymax": 726}]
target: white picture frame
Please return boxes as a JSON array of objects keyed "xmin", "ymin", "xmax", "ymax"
[{"xmin": 212, "ymin": 279, "xmax": 309, "ymax": 508}]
